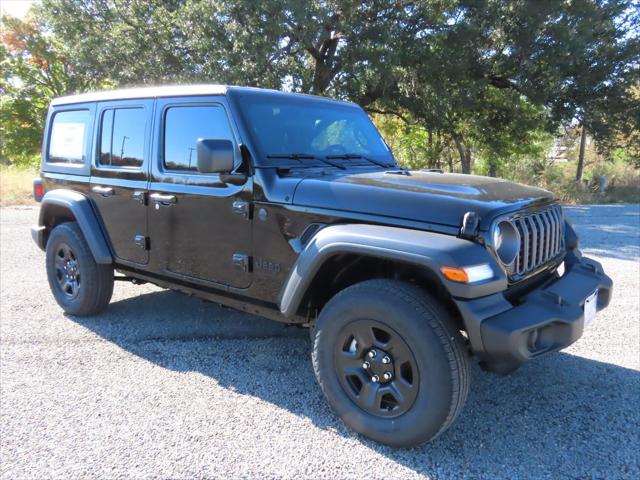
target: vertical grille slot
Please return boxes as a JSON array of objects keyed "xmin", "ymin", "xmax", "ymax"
[{"xmin": 512, "ymin": 204, "xmax": 564, "ymax": 277}]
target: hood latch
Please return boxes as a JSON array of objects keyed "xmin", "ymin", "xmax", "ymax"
[{"xmin": 459, "ymin": 211, "xmax": 480, "ymax": 240}]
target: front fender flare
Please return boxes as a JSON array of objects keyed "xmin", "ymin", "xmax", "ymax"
[
  {"xmin": 35, "ymin": 190, "xmax": 113, "ymax": 264},
  {"xmin": 278, "ymin": 223, "xmax": 507, "ymax": 317}
]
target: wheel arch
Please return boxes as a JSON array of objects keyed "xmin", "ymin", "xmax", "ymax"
[
  {"xmin": 35, "ymin": 190, "xmax": 113, "ymax": 264},
  {"xmin": 278, "ymin": 223, "xmax": 507, "ymax": 321},
  {"xmin": 299, "ymin": 252, "xmax": 462, "ymax": 326}
]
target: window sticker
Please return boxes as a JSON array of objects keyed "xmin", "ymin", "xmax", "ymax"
[{"xmin": 50, "ymin": 122, "xmax": 85, "ymax": 161}]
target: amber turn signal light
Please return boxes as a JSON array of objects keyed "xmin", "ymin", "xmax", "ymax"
[
  {"xmin": 440, "ymin": 264, "xmax": 494, "ymax": 284},
  {"xmin": 440, "ymin": 266, "xmax": 469, "ymax": 283}
]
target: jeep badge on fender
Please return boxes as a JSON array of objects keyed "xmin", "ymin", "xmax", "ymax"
[{"xmin": 31, "ymin": 85, "xmax": 613, "ymax": 448}]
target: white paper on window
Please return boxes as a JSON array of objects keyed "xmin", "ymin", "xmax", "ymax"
[{"xmin": 50, "ymin": 122, "xmax": 85, "ymax": 160}]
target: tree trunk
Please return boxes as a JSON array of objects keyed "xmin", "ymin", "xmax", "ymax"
[
  {"xmin": 576, "ymin": 125, "xmax": 588, "ymax": 182},
  {"xmin": 434, "ymin": 135, "xmax": 443, "ymax": 170},
  {"xmin": 489, "ymin": 162, "xmax": 497, "ymax": 177},
  {"xmin": 308, "ymin": 36, "xmax": 340, "ymax": 95},
  {"xmin": 453, "ymin": 134, "xmax": 471, "ymax": 174},
  {"xmin": 311, "ymin": 60, "xmax": 332, "ymax": 94},
  {"xmin": 465, "ymin": 145, "xmax": 472, "ymax": 173},
  {"xmin": 427, "ymin": 129, "xmax": 434, "ymax": 168}
]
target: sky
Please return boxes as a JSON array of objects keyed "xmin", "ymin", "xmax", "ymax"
[{"xmin": 1, "ymin": 0, "xmax": 38, "ymax": 19}]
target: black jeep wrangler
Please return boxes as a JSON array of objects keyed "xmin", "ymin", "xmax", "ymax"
[{"xmin": 32, "ymin": 85, "xmax": 612, "ymax": 447}]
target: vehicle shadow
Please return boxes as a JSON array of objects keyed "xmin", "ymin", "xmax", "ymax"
[{"xmin": 68, "ymin": 289, "xmax": 640, "ymax": 478}]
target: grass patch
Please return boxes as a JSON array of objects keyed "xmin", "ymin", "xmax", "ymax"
[
  {"xmin": 0, "ymin": 162, "xmax": 637, "ymax": 207},
  {"xmin": 0, "ymin": 167, "xmax": 37, "ymax": 206},
  {"xmin": 500, "ymin": 156, "xmax": 640, "ymax": 204}
]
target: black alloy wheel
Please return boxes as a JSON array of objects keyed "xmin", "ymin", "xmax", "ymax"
[
  {"xmin": 312, "ymin": 279, "xmax": 470, "ymax": 448},
  {"xmin": 45, "ymin": 222, "xmax": 114, "ymax": 316},
  {"xmin": 335, "ymin": 319, "xmax": 418, "ymax": 418},
  {"xmin": 54, "ymin": 242, "xmax": 81, "ymax": 299}
]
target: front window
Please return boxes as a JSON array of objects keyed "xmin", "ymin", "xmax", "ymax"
[
  {"xmin": 163, "ymin": 105, "xmax": 234, "ymax": 172},
  {"xmin": 236, "ymin": 94, "xmax": 393, "ymax": 164}
]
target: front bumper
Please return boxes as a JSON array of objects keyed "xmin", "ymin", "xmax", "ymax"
[{"xmin": 454, "ymin": 250, "xmax": 613, "ymax": 374}]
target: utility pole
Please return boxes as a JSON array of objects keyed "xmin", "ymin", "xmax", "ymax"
[{"xmin": 188, "ymin": 147, "xmax": 196, "ymax": 169}]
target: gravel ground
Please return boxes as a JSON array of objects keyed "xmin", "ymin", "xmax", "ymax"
[{"xmin": 0, "ymin": 205, "xmax": 638, "ymax": 480}]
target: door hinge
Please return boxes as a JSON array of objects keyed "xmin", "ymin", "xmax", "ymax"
[
  {"xmin": 134, "ymin": 235, "xmax": 150, "ymax": 250},
  {"xmin": 232, "ymin": 253, "xmax": 251, "ymax": 272},
  {"xmin": 132, "ymin": 190, "xmax": 147, "ymax": 205},
  {"xmin": 232, "ymin": 201, "xmax": 251, "ymax": 219}
]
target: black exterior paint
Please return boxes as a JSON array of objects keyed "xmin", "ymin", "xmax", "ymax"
[
  {"xmin": 89, "ymin": 98, "xmax": 154, "ymax": 265},
  {"xmin": 33, "ymin": 86, "xmax": 613, "ymax": 372},
  {"xmin": 146, "ymin": 96, "xmax": 253, "ymax": 289},
  {"xmin": 33, "ymin": 87, "xmax": 586, "ymax": 307},
  {"xmin": 291, "ymin": 170, "xmax": 556, "ymax": 230}
]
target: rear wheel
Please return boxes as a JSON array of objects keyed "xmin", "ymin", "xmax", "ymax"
[
  {"xmin": 312, "ymin": 279, "xmax": 469, "ymax": 447},
  {"xmin": 46, "ymin": 222, "xmax": 113, "ymax": 316}
]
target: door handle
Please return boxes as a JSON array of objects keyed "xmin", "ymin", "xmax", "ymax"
[
  {"xmin": 149, "ymin": 193, "xmax": 177, "ymax": 206},
  {"xmin": 91, "ymin": 186, "xmax": 114, "ymax": 197}
]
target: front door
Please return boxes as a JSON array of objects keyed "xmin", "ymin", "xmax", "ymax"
[
  {"xmin": 90, "ymin": 100, "xmax": 152, "ymax": 265},
  {"xmin": 147, "ymin": 97, "xmax": 252, "ymax": 288}
]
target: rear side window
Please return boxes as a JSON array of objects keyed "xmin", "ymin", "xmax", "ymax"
[
  {"xmin": 99, "ymin": 108, "xmax": 146, "ymax": 168},
  {"xmin": 48, "ymin": 110, "xmax": 91, "ymax": 164},
  {"xmin": 163, "ymin": 105, "xmax": 233, "ymax": 172}
]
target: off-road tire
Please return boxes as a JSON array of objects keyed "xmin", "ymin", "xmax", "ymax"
[
  {"xmin": 46, "ymin": 222, "xmax": 113, "ymax": 316},
  {"xmin": 312, "ymin": 279, "xmax": 470, "ymax": 447}
]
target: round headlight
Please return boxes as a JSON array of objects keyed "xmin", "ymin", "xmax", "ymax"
[
  {"xmin": 493, "ymin": 223, "xmax": 504, "ymax": 250},
  {"xmin": 492, "ymin": 220, "xmax": 520, "ymax": 265}
]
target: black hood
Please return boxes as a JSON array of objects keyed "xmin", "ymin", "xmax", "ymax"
[{"xmin": 292, "ymin": 170, "xmax": 556, "ymax": 228}]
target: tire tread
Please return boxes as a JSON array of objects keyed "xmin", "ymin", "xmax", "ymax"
[
  {"xmin": 46, "ymin": 222, "xmax": 113, "ymax": 316},
  {"xmin": 312, "ymin": 279, "xmax": 470, "ymax": 445}
]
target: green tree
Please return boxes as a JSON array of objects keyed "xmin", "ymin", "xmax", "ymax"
[
  {"xmin": 39, "ymin": 0, "xmax": 191, "ymax": 85},
  {"xmin": 40, "ymin": 0, "xmax": 431, "ymax": 95},
  {"xmin": 17, "ymin": 0, "xmax": 640, "ymax": 179},
  {"xmin": 456, "ymin": 0, "xmax": 639, "ymax": 180},
  {"xmin": 371, "ymin": 0, "xmax": 638, "ymax": 174},
  {"xmin": 0, "ymin": 12, "xmax": 108, "ymax": 166}
]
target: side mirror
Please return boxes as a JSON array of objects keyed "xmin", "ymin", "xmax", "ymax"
[{"xmin": 196, "ymin": 139, "xmax": 234, "ymax": 174}]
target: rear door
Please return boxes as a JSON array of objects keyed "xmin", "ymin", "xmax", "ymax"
[
  {"xmin": 147, "ymin": 96, "xmax": 253, "ymax": 288},
  {"xmin": 89, "ymin": 99, "xmax": 153, "ymax": 265}
]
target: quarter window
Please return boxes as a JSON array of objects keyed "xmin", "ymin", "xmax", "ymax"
[
  {"xmin": 48, "ymin": 110, "xmax": 91, "ymax": 164},
  {"xmin": 99, "ymin": 108, "xmax": 146, "ymax": 168},
  {"xmin": 163, "ymin": 105, "xmax": 234, "ymax": 172}
]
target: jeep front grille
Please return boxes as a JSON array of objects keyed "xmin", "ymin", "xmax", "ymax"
[{"xmin": 512, "ymin": 204, "xmax": 565, "ymax": 276}]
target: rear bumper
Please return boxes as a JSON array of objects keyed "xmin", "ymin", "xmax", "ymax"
[{"xmin": 455, "ymin": 250, "xmax": 613, "ymax": 374}]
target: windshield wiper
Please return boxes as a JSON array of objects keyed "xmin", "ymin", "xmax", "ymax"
[
  {"xmin": 266, "ymin": 153, "xmax": 346, "ymax": 170},
  {"xmin": 325, "ymin": 154, "xmax": 394, "ymax": 168},
  {"xmin": 266, "ymin": 153, "xmax": 316, "ymax": 160}
]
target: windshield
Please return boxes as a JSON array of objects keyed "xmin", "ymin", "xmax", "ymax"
[{"xmin": 236, "ymin": 94, "xmax": 394, "ymax": 166}]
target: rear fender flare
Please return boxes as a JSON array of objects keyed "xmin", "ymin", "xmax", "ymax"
[{"xmin": 36, "ymin": 190, "xmax": 113, "ymax": 264}]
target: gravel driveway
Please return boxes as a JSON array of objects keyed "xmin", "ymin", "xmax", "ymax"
[{"xmin": 1, "ymin": 205, "xmax": 638, "ymax": 479}]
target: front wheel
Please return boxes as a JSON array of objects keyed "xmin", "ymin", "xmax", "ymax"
[
  {"xmin": 312, "ymin": 279, "xmax": 470, "ymax": 448},
  {"xmin": 46, "ymin": 222, "xmax": 114, "ymax": 316}
]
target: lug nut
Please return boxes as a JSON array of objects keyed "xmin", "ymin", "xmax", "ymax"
[
  {"xmin": 371, "ymin": 375, "xmax": 380, "ymax": 383},
  {"xmin": 362, "ymin": 361, "xmax": 370, "ymax": 369},
  {"xmin": 368, "ymin": 350, "xmax": 377, "ymax": 359},
  {"xmin": 383, "ymin": 372, "xmax": 393, "ymax": 381},
  {"xmin": 382, "ymin": 356, "xmax": 391, "ymax": 364}
]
